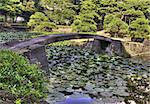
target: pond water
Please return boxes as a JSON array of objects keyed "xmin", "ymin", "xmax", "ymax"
[
  {"xmin": 0, "ymin": 33, "xmax": 149, "ymax": 104},
  {"xmin": 45, "ymin": 45, "xmax": 150, "ymax": 104}
]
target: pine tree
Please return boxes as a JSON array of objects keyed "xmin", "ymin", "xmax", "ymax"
[
  {"xmin": 104, "ymin": 14, "xmax": 129, "ymax": 38},
  {"xmin": 129, "ymin": 18, "xmax": 150, "ymax": 38},
  {"xmin": 40, "ymin": 0, "xmax": 75, "ymax": 25},
  {"xmin": 72, "ymin": 0, "xmax": 99, "ymax": 32},
  {"xmin": 27, "ymin": 12, "xmax": 56, "ymax": 32}
]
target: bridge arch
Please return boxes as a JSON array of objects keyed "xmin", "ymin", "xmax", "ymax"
[{"xmin": 1, "ymin": 33, "xmax": 127, "ymax": 71}]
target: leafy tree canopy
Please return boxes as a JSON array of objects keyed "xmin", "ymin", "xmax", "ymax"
[
  {"xmin": 122, "ymin": 9, "xmax": 145, "ymax": 24},
  {"xmin": 0, "ymin": 0, "xmax": 23, "ymax": 16},
  {"xmin": 129, "ymin": 18, "xmax": 150, "ymax": 38},
  {"xmin": 72, "ymin": 0, "xmax": 99, "ymax": 32},
  {"xmin": 1, "ymin": 0, "xmax": 150, "ymax": 37},
  {"xmin": 28, "ymin": 12, "xmax": 56, "ymax": 32},
  {"xmin": 40, "ymin": 0, "xmax": 76, "ymax": 25},
  {"xmin": 104, "ymin": 14, "xmax": 129, "ymax": 38}
]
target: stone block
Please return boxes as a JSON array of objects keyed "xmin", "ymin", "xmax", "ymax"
[
  {"xmin": 22, "ymin": 44, "xmax": 49, "ymax": 72},
  {"xmin": 92, "ymin": 39, "xmax": 102, "ymax": 53},
  {"xmin": 92, "ymin": 39, "xmax": 111, "ymax": 54}
]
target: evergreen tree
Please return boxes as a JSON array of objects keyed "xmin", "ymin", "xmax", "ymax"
[
  {"xmin": 40, "ymin": 0, "xmax": 76, "ymax": 25},
  {"xmin": 0, "ymin": 0, "xmax": 38, "ymax": 22},
  {"xmin": 72, "ymin": 0, "xmax": 99, "ymax": 32},
  {"xmin": 0, "ymin": 0, "xmax": 23, "ymax": 22},
  {"xmin": 99, "ymin": 0, "xmax": 150, "ymax": 38},
  {"xmin": 104, "ymin": 14, "xmax": 115, "ymax": 29},
  {"xmin": 98, "ymin": 0, "xmax": 119, "ymax": 15},
  {"xmin": 104, "ymin": 14, "xmax": 129, "ymax": 38},
  {"xmin": 19, "ymin": 0, "xmax": 37, "ymax": 22},
  {"xmin": 122, "ymin": 10, "xmax": 145, "ymax": 24},
  {"xmin": 129, "ymin": 18, "xmax": 150, "ymax": 38},
  {"xmin": 28, "ymin": 12, "xmax": 56, "ymax": 32}
]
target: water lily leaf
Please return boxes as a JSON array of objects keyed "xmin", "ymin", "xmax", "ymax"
[{"xmin": 84, "ymin": 82, "xmax": 95, "ymax": 91}]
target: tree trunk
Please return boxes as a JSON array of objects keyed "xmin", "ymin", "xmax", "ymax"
[{"xmin": 4, "ymin": 14, "xmax": 7, "ymax": 22}]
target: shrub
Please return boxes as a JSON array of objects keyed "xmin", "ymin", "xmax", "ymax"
[
  {"xmin": 28, "ymin": 12, "xmax": 56, "ymax": 32},
  {"xmin": 72, "ymin": 14, "xmax": 97, "ymax": 32},
  {"xmin": 0, "ymin": 50, "xmax": 48, "ymax": 103},
  {"xmin": 122, "ymin": 10, "xmax": 145, "ymax": 24},
  {"xmin": 104, "ymin": 14, "xmax": 115, "ymax": 29},
  {"xmin": 71, "ymin": 0, "xmax": 98, "ymax": 32},
  {"xmin": 33, "ymin": 22, "xmax": 56, "ymax": 32},
  {"xmin": 129, "ymin": 18, "xmax": 150, "ymax": 38},
  {"xmin": 104, "ymin": 15, "xmax": 129, "ymax": 38}
]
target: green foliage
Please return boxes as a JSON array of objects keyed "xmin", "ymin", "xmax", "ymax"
[
  {"xmin": 72, "ymin": 0, "xmax": 98, "ymax": 32},
  {"xmin": 0, "ymin": 50, "xmax": 47, "ymax": 103},
  {"xmin": 46, "ymin": 45, "xmax": 150, "ymax": 103},
  {"xmin": 1, "ymin": 0, "xmax": 150, "ymax": 38},
  {"xmin": 97, "ymin": 0, "xmax": 150, "ymax": 38},
  {"xmin": 98, "ymin": 0, "xmax": 119, "ymax": 14},
  {"xmin": 0, "ymin": 0, "xmax": 23, "ymax": 16},
  {"xmin": 0, "ymin": 32, "xmax": 40, "ymax": 43},
  {"xmin": 15, "ymin": 98, "xmax": 21, "ymax": 104},
  {"xmin": 20, "ymin": 0, "xmax": 37, "ymax": 12},
  {"xmin": 104, "ymin": 15, "xmax": 129, "ymax": 38},
  {"xmin": 104, "ymin": 14, "xmax": 115, "ymax": 29},
  {"xmin": 0, "ymin": 16, "xmax": 4, "ymax": 22},
  {"xmin": 33, "ymin": 22, "xmax": 56, "ymax": 32},
  {"xmin": 129, "ymin": 18, "xmax": 150, "ymax": 38},
  {"xmin": 127, "ymin": 74, "xmax": 150, "ymax": 104},
  {"xmin": 124, "ymin": 0, "xmax": 150, "ymax": 13},
  {"xmin": 72, "ymin": 14, "xmax": 97, "ymax": 32},
  {"xmin": 49, "ymin": 40, "xmax": 75, "ymax": 47},
  {"xmin": 18, "ymin": 0, "xmax": 37, "ymax": 21},
  {"xmin": 28, "ymin": 12, "xmax": 56, "ymax": 32},
  {"xmin": 122, "ymin": 10, "xmax": 145, "ymax": 24},
  {"xmin": 0, "ymin": 0, "xmax": 37, "ymax": 22},
  {"xmin": 40, "ymin": 0, "xmax": 75, "ymax": 25}
]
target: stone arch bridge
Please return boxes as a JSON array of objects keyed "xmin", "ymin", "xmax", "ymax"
[{"xmin": 1, "ymin": 33, "xmax": 128, "ymax": 71}]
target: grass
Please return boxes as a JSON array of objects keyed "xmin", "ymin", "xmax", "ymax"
[{"xmin": 48, "ymin": 39, "xmax": 93, "ymax": 47}]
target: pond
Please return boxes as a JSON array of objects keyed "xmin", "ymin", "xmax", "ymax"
[
  {"xmin": 45, "ymin": 42, "xmax": 150, "ymax": 104},
  {"xmin": 0, "ymin": 32, "xmax": 149, "ymax": 104}
]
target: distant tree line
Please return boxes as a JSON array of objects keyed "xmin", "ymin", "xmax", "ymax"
[{"xmin": 0, "ymin": 0, "xmax": 150, "ymax": 38}]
